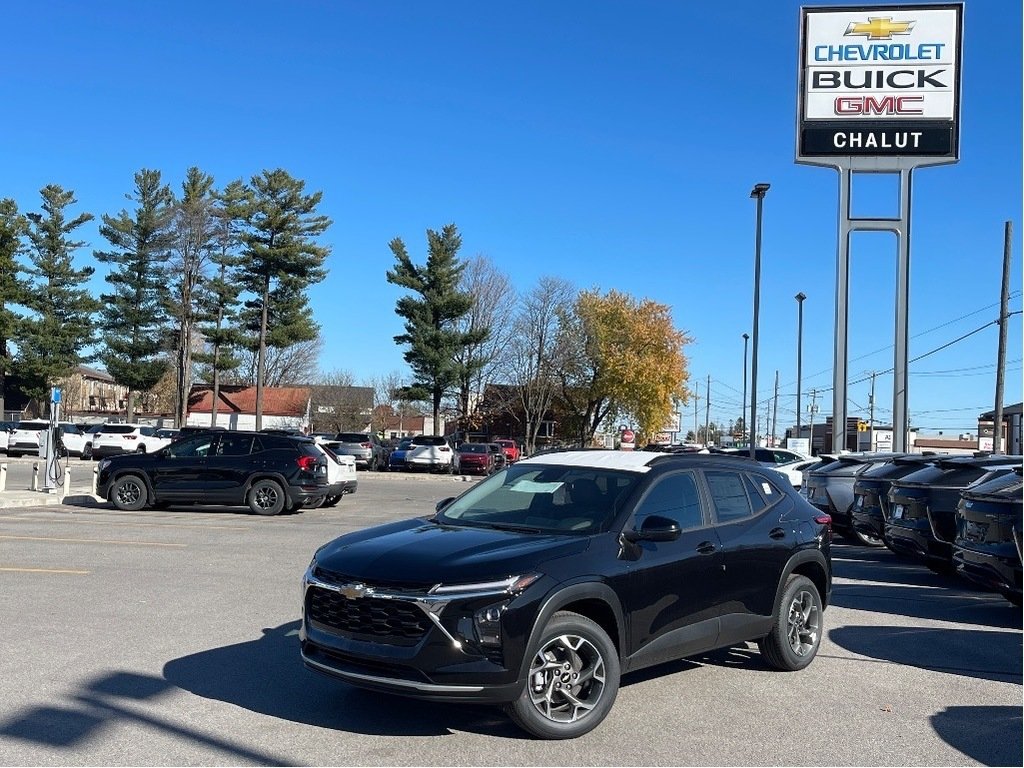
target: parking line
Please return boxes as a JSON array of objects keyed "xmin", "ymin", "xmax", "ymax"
[
  {"xmin": 0, "ymin": 514, "xmax": 249, "ymax": 532},
  {"xmin": 0, "ymin": 566, "xmax": 90, "ymax": 574},
  {"xmin": 0, "ymin": 535, "xmax": 186, "ymax": 548}
]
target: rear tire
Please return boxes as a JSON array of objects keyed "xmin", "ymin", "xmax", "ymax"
[
  {"xmin": 757, "ymin": 575, "xmax": 823, "ymax": 671},
  {"xmin": 110, "ymin": 475, "xmax": 148, "ymax": 512},
  {"xmin": 504, "ymin": 611, "xmax": 620, "ymax": 740},
  {"xmin": 247, "ymin": 479, "xmax": 286, "ymax": 516}
]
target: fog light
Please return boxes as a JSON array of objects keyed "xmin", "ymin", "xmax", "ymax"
[{"xmin": 473, "ymin": 600, "xmax": 509, "ymax": 647}]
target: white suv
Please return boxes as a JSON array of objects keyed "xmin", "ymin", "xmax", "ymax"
[
  {"xmin": 91, "ymin": 424, "xmax": 169, "ymax": 458},
  {"xmin": 405, "ymin": 435, "xmax": 454, "ymax": 472},
  {"xmin": 8, "ymin": 420, "xmax": 87, "ymax": 458}
]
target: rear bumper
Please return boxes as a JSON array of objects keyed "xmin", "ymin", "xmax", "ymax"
[
  {"xmin": 93, "ymin": 446, "xmax": 129, "ymax": 458},
  {"xmin": 953, "ymin": 547, "xmax": 1022, "ymax": 599},
  {"xmin": 852, "ymin": 506, "xmax": 885, "ymax": 538}
]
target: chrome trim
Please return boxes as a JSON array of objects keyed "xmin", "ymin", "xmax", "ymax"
[{"xmin": 301, "ymin": 654, "xmax": 484, "ymax": 692}]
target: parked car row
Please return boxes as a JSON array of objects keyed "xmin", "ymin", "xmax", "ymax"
[{"xmin": 801, "ymin": 451, "xmax": 1023, "ymax": 605}]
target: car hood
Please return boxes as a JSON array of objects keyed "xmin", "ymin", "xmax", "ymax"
[{"xmin": 313, "ymin": 517, "xmax": 590, "ymax": 585}]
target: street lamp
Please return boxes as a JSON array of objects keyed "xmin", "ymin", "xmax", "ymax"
[
  {"xmin": 749, "ymin": 182, "xmax": 770, "ymax": 459},
  {"xmin": 795, "ymin": 292, "xmax": 806, "ymax": 442},
  {"xmin": 742, "ymin": 332, "xmax": 749, "ymax": 446}
]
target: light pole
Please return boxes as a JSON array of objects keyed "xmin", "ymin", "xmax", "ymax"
[
  {"xmin": 749, "ymin": 182, "xmax": 770, "ymax": 458},
  {"xmin": 742, "ymin": 333, "xmax": 749, "ymax": 446},
  {"xmin": 795, "ymin": 292, "xmax": 806, "ymax": 443}
]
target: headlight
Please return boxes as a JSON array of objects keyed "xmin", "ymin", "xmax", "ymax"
[
  {"xmin": 98, "ymin": 459, "xmax": 111, "ymax": 472},
  {"xmin": 429, "ymin": 573, "xmax": 542, "ymax": 596}
]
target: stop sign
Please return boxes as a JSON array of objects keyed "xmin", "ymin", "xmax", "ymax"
[{"xmin": 621, "ymin": 429, "xmax": 635, "ymax": 444}]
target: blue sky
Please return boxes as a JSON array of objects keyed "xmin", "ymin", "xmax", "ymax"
[{"xmin": 2, "ymin": 1, "xmax": 1020, "ymax": 436}]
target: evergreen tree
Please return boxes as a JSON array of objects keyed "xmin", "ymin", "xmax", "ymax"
[
  {"xmin": 169, "ymin": 167, "xmax": 217, "ymax": 427},
  {"xmin": 386, "ymin": 224, "xmax": 486, "ymax": 434},
  {"xmin": 96, "ymin": 169, "xmax": 175, "ymax": 421},
  {"xmin": 0, "ymin": 199, "xmax": 28, "ymax": 415},
  {"xmin": 237, "ymin": 169, "xmax": 330, "ymax": 429},
  {"xmin": 17, "ymin": 185, "xmax": 99, "ymax": 411},
  {"xmin": 194, "ymin": 179, "xmax": 246, "ymax": 427}
]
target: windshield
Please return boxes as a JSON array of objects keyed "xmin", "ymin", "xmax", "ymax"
[{"xmin": 438, "ymin": 463, "xmax": 641, "ymax": 535}]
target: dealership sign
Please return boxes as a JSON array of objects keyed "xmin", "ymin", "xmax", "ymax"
[{"xmin": 797, "ymin": 3, "xmax": 963, "ymax": 161}]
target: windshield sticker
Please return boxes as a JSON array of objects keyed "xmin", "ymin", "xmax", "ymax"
[{"xmin": 509, "ymin": 480, "xmax": 565, "ymax": 494}]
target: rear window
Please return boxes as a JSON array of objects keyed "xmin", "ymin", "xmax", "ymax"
[
  {"xmin": 413, "ymin": 435, "xmax": 447, "ymax": 446},
  {"xmin": 101, "ymin": 424, "xmax": 137, "ymax": 434},
  {"xmin": 336, "ymin": 433, "xmax": 370, "ymax": 443},
  {"xmin": 15, "ymin": 422, "xmax": 47, "ymax": 431},
  {"xmin": 459, "ymin": 443, "xmax": 488, "ymax": 453}
]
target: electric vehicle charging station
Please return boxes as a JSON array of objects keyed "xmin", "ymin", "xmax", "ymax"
[{"xmin": 41, "ymin": 386, "xmax": 62, "ymax": 492}]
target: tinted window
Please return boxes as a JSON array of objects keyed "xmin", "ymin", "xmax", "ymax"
[
  {"xmin": 15, "ymin": 422, "xmax": 47, "ymax": 431},
  {"xmin": 705, "ymin": 471, "xmax": 754, "ymax": 523},
  {"xmin": 633, "ymin": 471, "xmax": 704, "ymax": 530},
  {"xmin": 459, "ymin": 444, "xmax": 488, "ymax": 454},
  {"xmin": 217, "ymin": 434, "xmax": 254, "ymax": 456},
  {"xmin": 140, "ymin": 426, "xmax": 155, "ymax": 436},
  {"xmin": 743, "ymin": 475, "xmax": 768, "ymax": 513},
  {"xmin": 413, "ymin": 436, "xmax": 447, "ymax": 446},
  {"xmin": 167, "ymin": 435, "xmax": 214, "ymax": 458},
  {"xmin": 101, "ymin": 424, "xmax": 137, "ymax": 434},
  {"xmin": 336, "ymin": 433, "xmax": 369, "ymax": 443},
  {"xmin": 60, "ymin": 424, "xmax": 81, "ymax": 434},
  {"xmin": 254, "ymin": 435, "xmax": 296, "ymax": 452}
]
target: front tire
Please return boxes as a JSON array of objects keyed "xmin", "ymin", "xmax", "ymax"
[
  {"xmin": 110, "ymin": 475, "xmax": 148, "ymax": 512},
  {"xmin": 505, "ymin": 611, "xmax": 620, "ymax": 740},
  {"xmin": 247, "ymin": 479, "xmax": 286, "ymax": 516},
  {"xmin": 758, "ymin": 575, "xmax": 823, "ymax": 671}
]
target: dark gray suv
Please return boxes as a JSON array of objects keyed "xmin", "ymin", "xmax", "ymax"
[{"xmin": 330, "ymin": 432, "xmax": 388, "ymax": 471}]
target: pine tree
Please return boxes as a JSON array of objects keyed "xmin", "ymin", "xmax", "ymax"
[
  {"xmin": 17, "ymin": 185, "xmax": 100, "ymax": 411},
  {"xmin": 194, "ymin": 179, "xmax": 247, "ymax": 426},
  {"xmin": 237, "ymin": 169, "xmax": 330, "ymax": 429},
  {"xmin": 386, "ymin": 224, "xmax": 487, "ymax": 434},
  {"xmin": 169, "ymin": 167, "xmax": 217, "ymax": 427},
  {"xmin": 96, "ymin": 169, "xmax": 175, "ymax": 422},
  {"xmin": 0, "ymin": 200, "xmax": 28, "ymax": 415}
]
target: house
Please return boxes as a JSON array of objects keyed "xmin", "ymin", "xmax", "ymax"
[
  {"xmin": 978, "ymin": 403, "xmax": 1022, "ymax": 455},
  {"xmin": 309, "ymin": 385, "xmax": 374, "ymax": 433},
  {"xmin": 56, "ymin": 365, "xmax": 129, "ymax": 420},
  {"xmin": 186, "ymin": 385, "xmax": 311, "ymax": 432}
]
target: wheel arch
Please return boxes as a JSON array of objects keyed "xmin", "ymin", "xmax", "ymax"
[
  {"xmin": 777, "ymin": 549, "xmax": 831, "ymax": 610},
  {"xmin": 517, "ymin": 581, "xmax": 626, "ymax": 681}
]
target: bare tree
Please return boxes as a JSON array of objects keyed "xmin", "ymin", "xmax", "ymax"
[
  {"xmin": 311, "ymin": 368, "xmax": 373, "ymax": 433},
  {"xmin": 453, "ymin": 254, "xmax": 516, "ymax": 425},
  {"xmin": 230, "ymin": 336, "xmax": 323, "ymax": 387},
  {"xmin": 505, "ymin": 276, "xmax": 575, "ymax": 454}
]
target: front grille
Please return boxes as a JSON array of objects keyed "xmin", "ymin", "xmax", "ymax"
[
  {"xmin": 311, "ymin": 566, "xmax": 433, "ymax": 595},
  {"xmin": 307, "ymin": 586, "xmax": 431, "ymax": 641}
]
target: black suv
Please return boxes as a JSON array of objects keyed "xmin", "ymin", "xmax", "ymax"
[
  {"xmin": 97, "ymin": 430, "xmax": 328, "ymax": 515},
  {"xmin": 300, "ymin": 450, "xmax": 832, "ymax": 739}
]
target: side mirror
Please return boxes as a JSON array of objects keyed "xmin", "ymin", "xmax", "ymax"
[
  {"xmin": 435, "ymin": 497, "xmax": 455, "ymax": 512},
  {"xmin": 625, "ymin": 515, "xmax": 681, "ymax": 543}
]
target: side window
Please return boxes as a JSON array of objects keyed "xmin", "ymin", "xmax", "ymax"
[
  {"xmin": 140, "ymin": 426, "xmax": 155, "ymax": 437},
  {"xmin": 743, "ymin": 474, "xmax": 768, "ymax": 513},
  {"xmin": 217, "ymin": 434, "xmax": 254, "ymax": 456},
  {"xmin": 704, "ymin": 471, "xmax": 754, "ymax": 523},
  {"xmin": 167, "ymin": 435, "xmax": 214, "ymax": 458},
  {"xmin": 632, "ymin": 471, "xmax": 704, "ymax": 530}
]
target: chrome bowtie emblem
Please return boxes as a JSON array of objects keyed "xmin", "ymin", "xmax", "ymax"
[{"xmin": 339, "ymin": 583, "xmax": 373, "ymax": 599}]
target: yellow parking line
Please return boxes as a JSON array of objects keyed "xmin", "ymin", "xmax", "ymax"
[
  {"xmin": 0, "ymin": 535, "xmax": 186, "ymax": 548},
  {"xmin": 0, "ymin": 566, "xmax": 90, "ymax": 574},
  {"xmin": 0, "ymin": 514, "xmax": 249, "ymax": 532}
]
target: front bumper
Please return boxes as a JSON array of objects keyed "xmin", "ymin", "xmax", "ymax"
[{"xmin": 299, "ymin": 567, "xmax": 542, "ymax": 703}]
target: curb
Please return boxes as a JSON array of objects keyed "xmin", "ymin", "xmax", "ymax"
[
  {"xmin": 358, "ymin": 471, "xmax": 481, "ymax": 483},
  {"xmin": 60, "ymin": 493, "xmax": 106, "ymax": 507},
  {"xmin": 0, "ymin": 493, "xmax": 63, "ymax": 508}
]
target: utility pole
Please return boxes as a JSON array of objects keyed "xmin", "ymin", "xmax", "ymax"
[
  {"xmin": 994, "ymin": 220, "xmax": 1012, "ymax": 454},
  {"xmin": 808, "ymin": 388, "xmax": 818, "ymax": 455},
  {"xmin": 771, "ymin": 370, "xmax": 779, "ymax": 448},
  {"xmin": 704, "ymin": 374, "xmax": 711, "ymax": 447},
  {"xmin": 693, "ymin": 381, "xmax": 700, "ymax": 444},
  {"xmin": 869, "ymin": 371, "xmax": 876, "ymax": 452}
]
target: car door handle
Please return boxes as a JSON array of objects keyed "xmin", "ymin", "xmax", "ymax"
[
  {"xmin": 696, "ymin": 541, "xmax": 717, "ymax": 554},
  {"xmin": 769, "ymin": 527, "xmax": 787, "ymax": 540}
]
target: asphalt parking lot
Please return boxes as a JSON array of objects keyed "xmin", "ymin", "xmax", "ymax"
[{"xmin": 0, "ymin": 473, "xmax": 1020, "ymax": 766}]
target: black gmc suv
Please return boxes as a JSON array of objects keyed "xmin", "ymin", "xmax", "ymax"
[
  {"xmin": 97, "ymin": 430, "xmax": 327, "ymax": 515},
  {"xmin": 300, "ymin": 450, "xmax": 832, "ymax": 739}
]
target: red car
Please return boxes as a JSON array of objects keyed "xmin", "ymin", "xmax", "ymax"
[
  {"xmin": 454, "ymin": 443, "xmax": 495, "ymax": 475},
  {"xmin": 494, "ymin": 438, "xmax": 520, "ymax": 464}
]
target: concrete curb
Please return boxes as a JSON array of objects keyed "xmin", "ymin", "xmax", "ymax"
[
  {"xmin": 0, "ymin": 492, "xmax": 63, "ymax": 508},
  {"xmin": 60, "ymin": 493, "xmax": 106, "ymax": 507}
]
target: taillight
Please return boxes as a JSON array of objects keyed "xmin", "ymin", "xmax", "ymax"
[
  {"xmin": 296, "ymin": 455, "xmax": 318, "ymax": 471},
  {"xmin": 360, "ymin": 442, "xmax": 371, "ymax": 448},
  {"xmin": 125, "ymin": 435, "xmax": 138, "ymax": 440},
  {"xmin": 814, "ymin": 513, "xmax": 833, "ymax": 541},
  {"xmin": 440, "ymin": 446, "xmax": 450, "ymax": 452}
]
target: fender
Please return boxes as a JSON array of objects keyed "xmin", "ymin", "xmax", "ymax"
[
  {"xmin": 516, "ymin": 579, "xmax": 626, "ymax": 683},
  {"xmin": 772, "ymin": 546, "xmax": 831, "ymax": 611}
]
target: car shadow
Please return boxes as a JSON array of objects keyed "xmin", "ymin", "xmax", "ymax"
[
  {"xmin": 161, "ymin": 621, "xmax": 526, "ymax": 739},
  {"xmin": 828, "ymin": 625, "xmax": 1022, "ymax": 684},
  {"xmin": 930, "ymin": 705, "xmax": 1023, "ymax": 766},
  {"xmin": 830, "ymin": 580, "xmax": 1021, "ymax": 628}
]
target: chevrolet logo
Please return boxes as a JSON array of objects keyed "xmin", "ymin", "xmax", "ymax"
[
  {"xmin": 338, "ymin": 583, "xmax": 374, "ymax": 599},
  {"xmin": 845, "ymin": 17, "xmax": 915, "ymax": 40}
]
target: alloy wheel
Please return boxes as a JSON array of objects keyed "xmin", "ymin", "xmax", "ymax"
[
  {"xmin": 254, "ymin": 484, "xmax": 279, "ymax": 510},
  {"xmin": 528, "ymin": 634, "xmax": 606, "ymax": 724},
  {"xmin": 787, "ymin": 590, "xmax": 820, "ymax": 657},
  {"xmin": 116, "ymin": 480, "xmax": 142, "ymax": 506}
]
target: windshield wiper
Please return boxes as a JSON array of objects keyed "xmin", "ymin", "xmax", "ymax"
[{"xmin": 465, "ymin": 521, "xmax": 544, "ymax": 534}]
